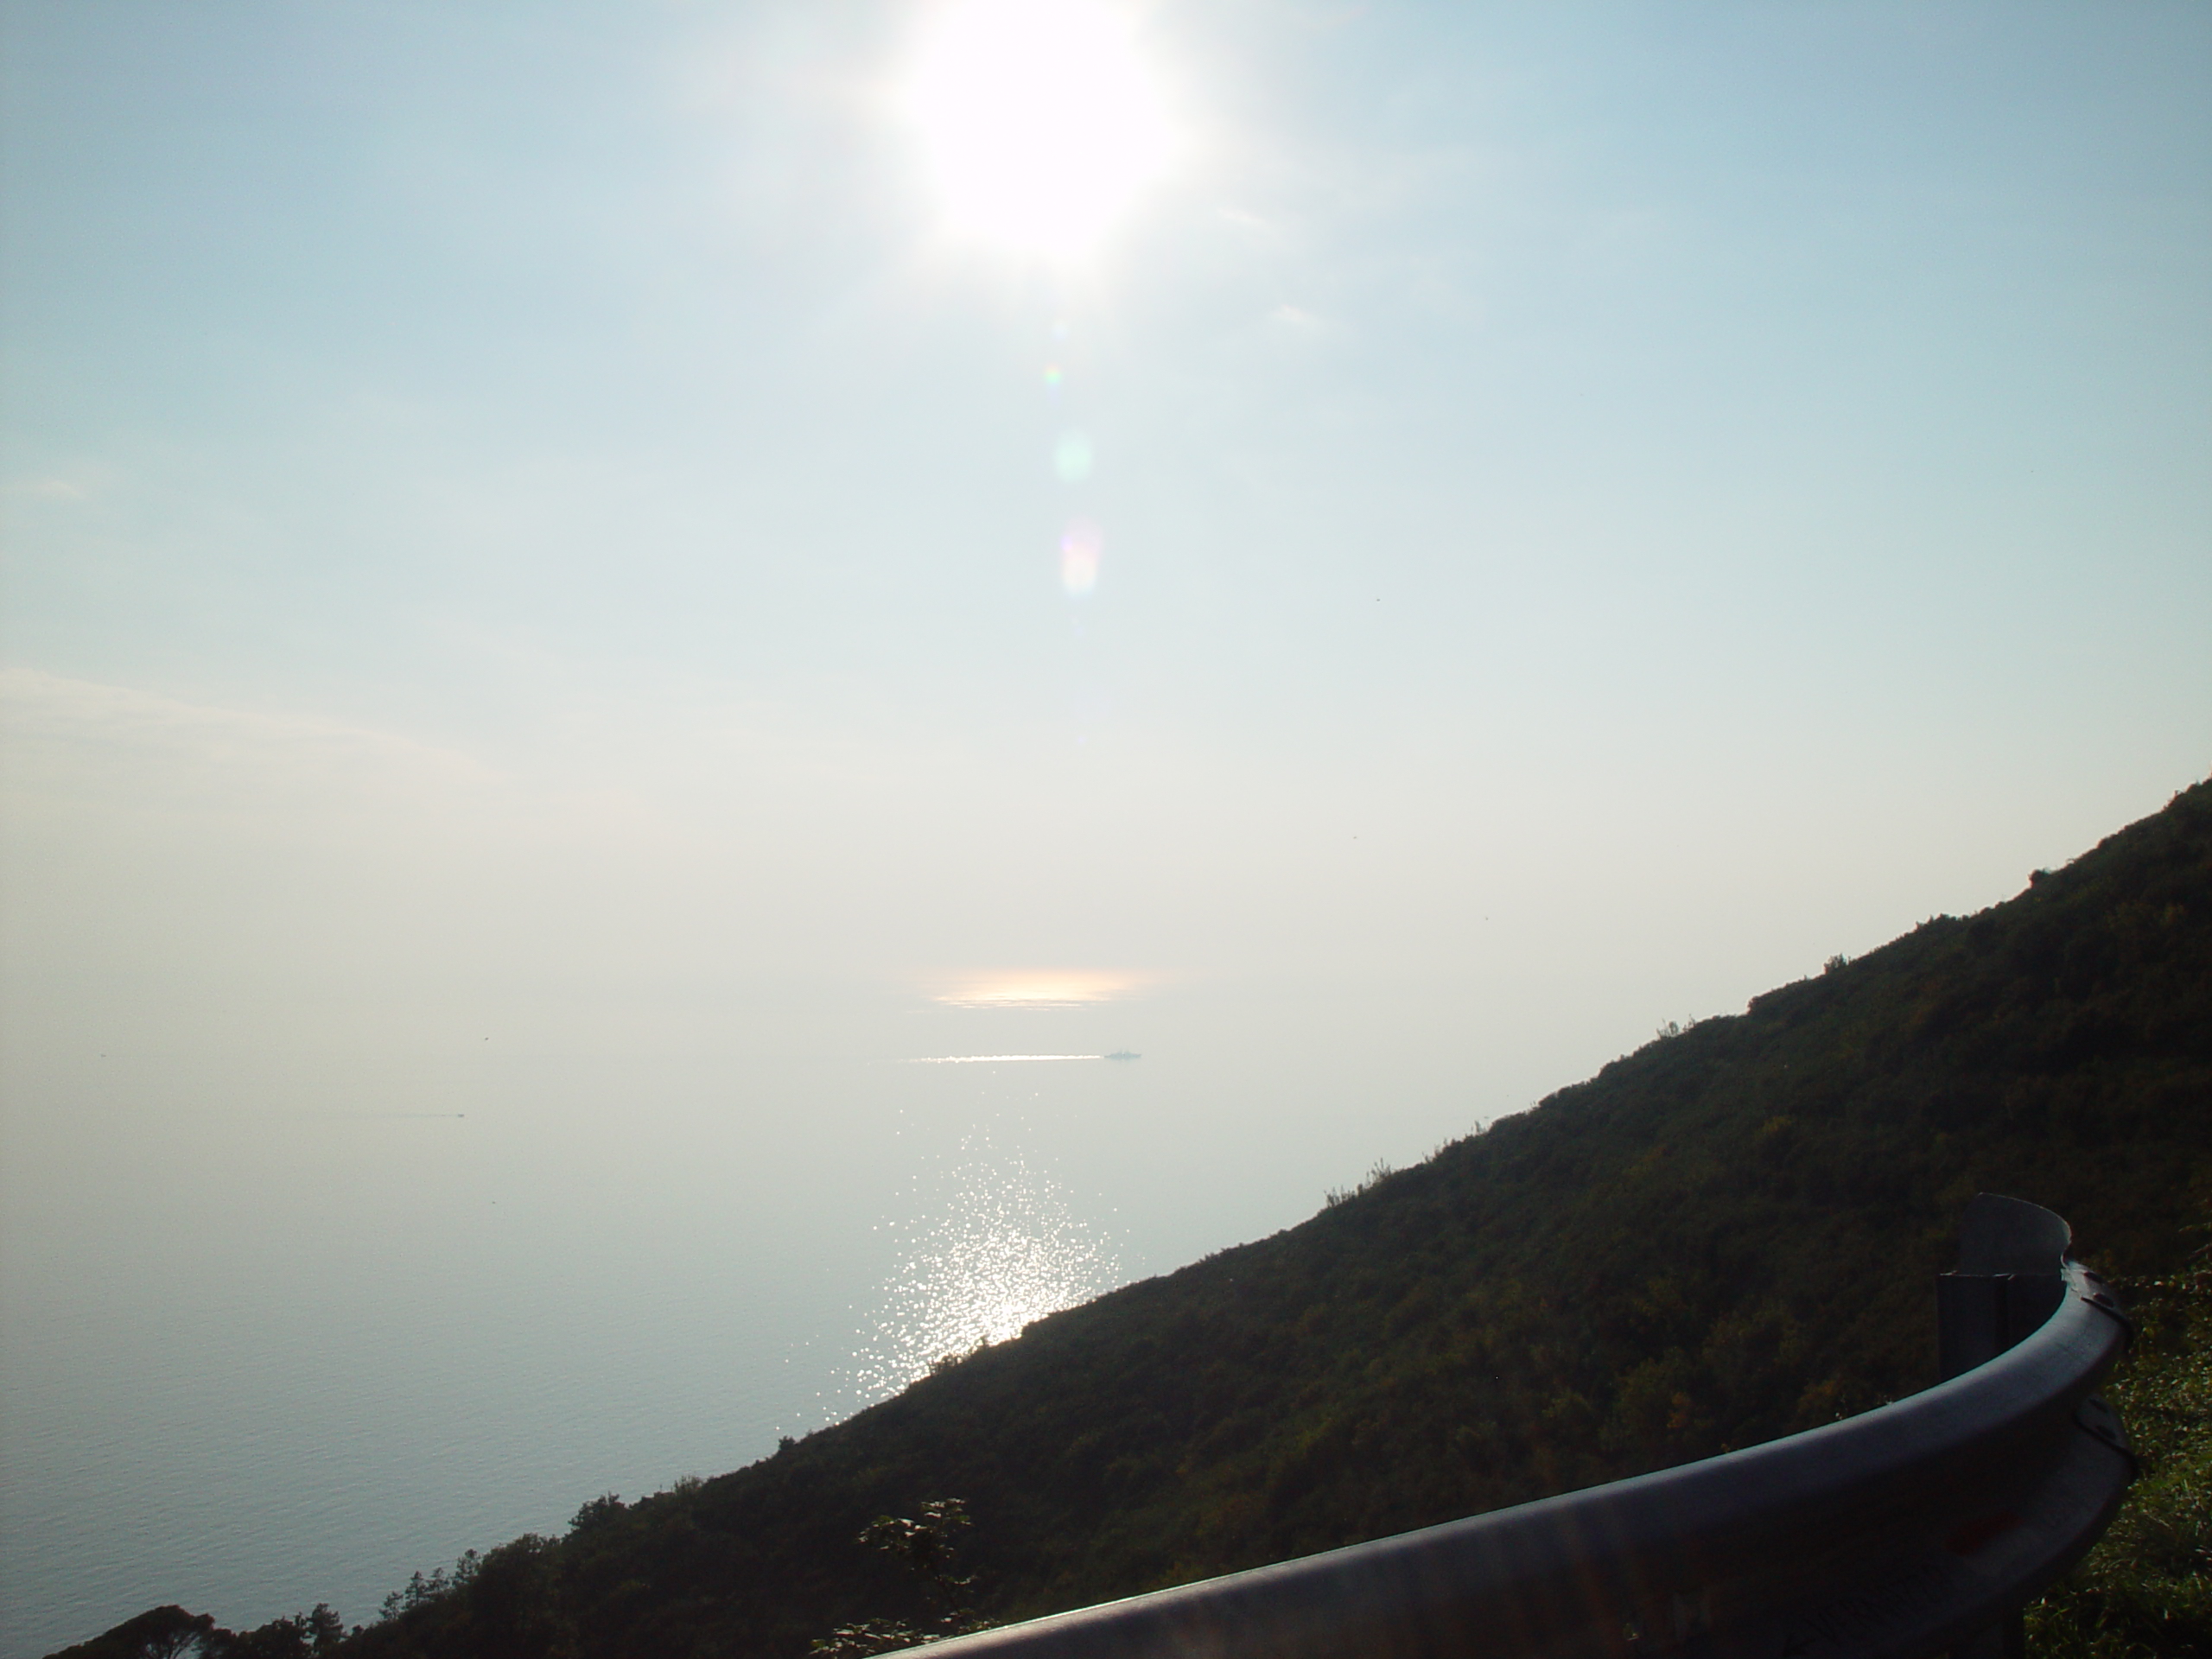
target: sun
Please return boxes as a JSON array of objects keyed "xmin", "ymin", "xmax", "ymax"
[{"xmin": 906, "ymin": 0, "xmax": 1172, "ymax": 258}]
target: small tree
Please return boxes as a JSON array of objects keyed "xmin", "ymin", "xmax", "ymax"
[
  {"xmin": 813, "ymin": 1499, "xmax": 991, "ymax": 1659},
  {"xmin": 569, "ymin": 1493, "xmax": 626, "ymax": 1534},
  {"xmin": 46, "ymin": 1605, "xmax": 215, "ymax": 1659}
]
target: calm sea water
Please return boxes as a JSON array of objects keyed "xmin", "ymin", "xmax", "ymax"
[{"xmin": 0, "ymin": 980, "xmax": 1530, "ymax": 1658}]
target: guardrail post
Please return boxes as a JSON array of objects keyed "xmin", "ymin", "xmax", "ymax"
[
  {"xmin": 1947, "ymin": 1611, "xmax": 2025, "ymax": 1659},
  {"xmin": 1937, "ymin": 1271, "xmax": 2067, "ymax": 1381},
  {"xmin": 1937, "ymin": 1192, "xmax": 2071, "ymax": 1380},
  {"xmin": 1938, "ymin": 1195, "xmax": 2069, "ymax": 1659}
]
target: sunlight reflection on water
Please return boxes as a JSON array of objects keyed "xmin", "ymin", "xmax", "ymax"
[{"xmin": 843, "ymin": 1143, "xmax": 1121, "ymax": 1402}]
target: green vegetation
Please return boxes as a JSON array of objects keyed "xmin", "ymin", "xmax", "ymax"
[
  {"xmin": 2029, "ymin": 1262, "xmax": 2212, "ymax": 1656},
  {"xmin": 48, "ymin": 1602, "xmax": 345, "ymax": 1659},
  {"xmin": 810, "ymin": 1499, "xmax": 991, "ymax": 1659},
  {"xmin": 52, "ymin": 780, "xmax": 2212, "ymax": 1659}
]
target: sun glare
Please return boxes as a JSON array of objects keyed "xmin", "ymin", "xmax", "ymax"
[
  {"xmin": 907, "ymin": 0, "xmax": 1172, "ymax": 257},
  {"xmin": 933, "ymin": 969, "xmax": 1143, "ymax": 1007}
]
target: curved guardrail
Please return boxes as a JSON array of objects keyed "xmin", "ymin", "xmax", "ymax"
[{"xmin": 914, "ymin": 1197, "xmax": 2133, "ymax": 1659}]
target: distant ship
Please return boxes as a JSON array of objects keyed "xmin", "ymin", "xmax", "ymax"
[{"xmin": 1103, "ymin": 1050, "xmax": 1141, "ymax": 1061}]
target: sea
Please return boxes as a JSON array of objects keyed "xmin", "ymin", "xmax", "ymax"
[{"xmin": 0, "ymin": 978, "xmax": 1516, "ymax": 1658}]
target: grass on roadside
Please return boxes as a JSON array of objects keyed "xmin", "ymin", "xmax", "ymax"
[{"xmin": 2028, "ymin": 1261, "xmax": 2211, "ymax": 1657}]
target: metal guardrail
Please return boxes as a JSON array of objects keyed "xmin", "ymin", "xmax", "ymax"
[{"xmin": 916, "ymin": 1196, "xmax": 2134, "ymax": 1659}]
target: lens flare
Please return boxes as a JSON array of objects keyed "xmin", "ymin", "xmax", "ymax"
[
  {"xmin": 1060, "ymin": 519, "xmax": 1102, "ymax": 596},
  {"xmin": 907, "ymin": 0, "xmax": 1172, "ymax": 257}
]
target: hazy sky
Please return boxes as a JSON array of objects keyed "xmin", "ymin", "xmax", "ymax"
[
  {"xmin": 4, "ymin": 0, "xmax": 2209, "ymax": 1183},
  {"xmin": 2, "ymin": 4, "xmax": 2209, "ymax": 1646}
]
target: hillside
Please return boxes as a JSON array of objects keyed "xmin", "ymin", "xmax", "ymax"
[{"xmin": 56, "ymin": 779, "xmax": 2212, "ymax": 1659}]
